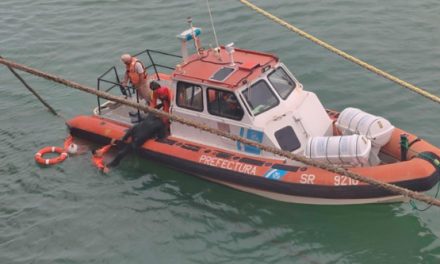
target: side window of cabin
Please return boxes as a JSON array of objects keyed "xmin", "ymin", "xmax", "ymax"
[
  {"xmin": 207, "ymin": 88, "xmax": 244, "ymax": 121},
  {"xmin": 176, "ymin": 82, "xmax": 203, "ymax": 112},
  {"xmin": 274, "ymin": 126, "xmax": 301, "ymax": 151},
  {"xmin": 268, "ymin": 67, "xmax": 296, "ymax": 99}
]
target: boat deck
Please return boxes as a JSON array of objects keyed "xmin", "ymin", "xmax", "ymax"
[
  {"xmin": 95, "ymin": 102, "xmax": 400, "ymax": 165},
  {"xmin": 94, "ymin": 97, "xmax": 148, "ymax": 125}
]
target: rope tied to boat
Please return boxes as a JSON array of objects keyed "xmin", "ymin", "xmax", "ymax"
[
  {"xmin": 399, "ymin": 149, "xmax": 440, "ymax": 211},
  {"xmin": 1, "ymin": 57, "xmax": 440, "ymax": 207},
  {"xmin": 237, "ymin": 0, "xmax": 440, "ymax": 105},
  {"xmin": 410, "ymin": 181, "xmax": 440, "ymax": 211}
]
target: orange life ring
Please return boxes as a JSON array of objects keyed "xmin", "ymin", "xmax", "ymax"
[{"xmin": 35, "ymin": 146, "xmax": 68, "ymax": 165}]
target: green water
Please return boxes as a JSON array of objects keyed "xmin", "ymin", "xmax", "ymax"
[{"xmin": 1, "ymin": 0, "xmax": 440, "ymax": 263}]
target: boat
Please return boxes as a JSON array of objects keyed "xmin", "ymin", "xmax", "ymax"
[{"xmin": 67, "ymin": 24, "xmax": 440, "ymax": 205}]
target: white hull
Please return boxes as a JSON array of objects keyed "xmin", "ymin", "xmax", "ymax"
[{"xmin": 201, "ymin": 176, "xmax": 408, "ymax": 205}]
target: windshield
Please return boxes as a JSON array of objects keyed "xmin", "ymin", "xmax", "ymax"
[
  {"xmin": 268, "ymin": 67, "xmax": 296, "ymax": 99},
  {"xmin": 242, "ymin": 80, "xmax": 279, "ymax": 116}
]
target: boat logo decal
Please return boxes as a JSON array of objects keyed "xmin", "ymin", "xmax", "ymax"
[
  {"xmin": 237, "ymin": 128, "xmax": 264, "ymax": 155},
  {"xmin": 264, "ymin": 169, "xmax": 287, "ymax": 180}
]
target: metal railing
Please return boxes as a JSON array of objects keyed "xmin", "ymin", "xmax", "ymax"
[{"xmin": 96, "ymin": 49, "xmax": 182, "ymax": 115}]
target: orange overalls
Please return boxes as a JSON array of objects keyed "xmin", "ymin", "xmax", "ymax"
[{"xmin": 92, "ymin": 145, "xmax": 112, "ymax": 171}]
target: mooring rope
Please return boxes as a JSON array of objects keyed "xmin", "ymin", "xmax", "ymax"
[
  {"xmin": 0, "ymin": 56, "xmax": 63, "ymax": 119},
  {"xmin": 1, "ymin": 57, "xmax": 440, "ymax": 207},
  {"xmin": 238, "ymin": 0, "xmax": 440, "ymax": 105}
]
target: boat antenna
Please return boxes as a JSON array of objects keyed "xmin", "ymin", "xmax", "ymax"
[
  {"xmin": 206, "ymin": 0, "xmax": 220, "ymax": 49},
  {"xmin": 187, "ymin": 16, "xmax": 201, "ymax": 55}
]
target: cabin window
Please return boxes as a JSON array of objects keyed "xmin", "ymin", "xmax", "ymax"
[
  {"xmin": 176, "ymin": 82, "xmax": 204, "ymax": 112},
  {"xmin": 268, "ymin": 67, "xmax": 296, "ymax": 99},
  {"xmin": 207, "ymin": 88, "xmax": 244, "ymax": 120},
  {"xmin": 242, "ymin": 80, "xmax": 279, "ymax": 116},
  {"xmin": 274, "ymin": 126, "xmax": 301, "ymax": 151}
]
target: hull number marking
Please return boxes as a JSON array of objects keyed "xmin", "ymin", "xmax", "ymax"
[
  {"xmin": 334, "ymin": 175, "xmax": 359, "ymax": 186},
  {"xmin": 300, "ymin": 174, "xmax": 315, "ymax": 184}
]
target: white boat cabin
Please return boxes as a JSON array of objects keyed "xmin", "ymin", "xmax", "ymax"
[{"xmin": 152, "ymin": 28, "xmax": 333, "ymax": 162}]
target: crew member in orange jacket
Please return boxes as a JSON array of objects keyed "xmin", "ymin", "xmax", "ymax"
[
  {"xmin": 120, "ymin": 54, "xmax": 151, "ymax": 101},
  {"xmin": 149, "ymin": 81, "xmax": 172, "ymax": 112}
]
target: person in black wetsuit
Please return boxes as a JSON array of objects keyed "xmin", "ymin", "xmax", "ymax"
[{"xmin": 107, "ymin": 113, "xmax": 166, "ymax": 167}]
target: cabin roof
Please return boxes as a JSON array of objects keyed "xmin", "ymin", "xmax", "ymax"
[{"xmin": 172, "ymin": 46, "xmax": 279, "ymax": 90}]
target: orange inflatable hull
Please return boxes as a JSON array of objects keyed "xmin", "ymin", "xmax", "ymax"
[{"xmin": 67, "ymin": 114, "xmax": 440, "ymax": 205}]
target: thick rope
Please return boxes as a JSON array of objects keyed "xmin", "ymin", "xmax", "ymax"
[
  {"xmin": 1, "ymin": 57, "xmax": 440, "ymax": 207},
  {"xmin": 2, "ymin": 57, "xmax": 60, "ymax": 117},
  {"xmin": 238, "ymin": 0, "xmax": 440, "ymax": 105}
]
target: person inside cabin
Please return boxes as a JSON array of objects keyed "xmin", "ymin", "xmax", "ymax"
[
  {"xmin": 208, "ymin": 89, "xmax": 243, "ymax": 120},
  {"xmin": 107, "ymin": 114, "xmax": 167, "ymax": 167},
  {"xmin": 120, "ymin": 54, "xmax": 151, "ymax": 102},
  {"xmin": 222, "ymin": 93, "xmax": 241, "ymax": 118}
]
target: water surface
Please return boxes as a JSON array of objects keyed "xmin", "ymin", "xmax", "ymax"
[{"xmin": 1, "ymin": 0, "xmax": 440, "ymax": 263}]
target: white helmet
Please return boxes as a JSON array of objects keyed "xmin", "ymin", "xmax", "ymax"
[{"xmin": 67, "ymin": 143, "xmax": 78, "ymax": 154}]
